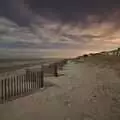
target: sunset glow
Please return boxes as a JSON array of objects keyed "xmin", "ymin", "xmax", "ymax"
[{"xmin": 0, "ymin": 0, "xmax": 120, "ymax": 58}]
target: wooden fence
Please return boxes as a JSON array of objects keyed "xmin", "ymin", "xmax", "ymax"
[
  {"xmin": 0, "ymin": 59, "xmax": 68, "ymax": 104},
  {"xmin": 0, "ymin": 70, "xmax": 44, "ymax": 103}
]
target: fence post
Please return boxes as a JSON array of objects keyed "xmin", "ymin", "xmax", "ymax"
[
  {"xmin": 27, "ymin": 75, "xmax": 29, "ymax": 92},
  {"xmin": 26, "ymin": 70, "xmax": 31, "ymax": 92},
  {"xmin": 28, "ymin": 72, "xmax": 31, "ymax": 92},
  {"xmin": 23, "ymin": 75, "xmax": 26, "ymax": 93},
  {"xmin": 13, "ymin": 76, "xmax": 16, "ymax": 97},
  {"xmin": 30, "ymin": 72, "xmax": 32, "ymax": 91},
  {"xmin": 8, "ymin": 78, "xmax": 10, "ymax": 99},
  {"xmin": 37, "ymin": 71, "xmax": 41, "ymax": 88},
  {"xmin": 11, "ymin": 77, "xmax": 13, "ymax": 97},
  {"xmin": 35, "ymin": 72, "xmax": 37, "ymax": 89},
  {"xmin": 40, "ymin": 70, "xmax": 44, "ymax": 88},
  {"xmin": 54, "ymin": 63, "xmax": 58, "ymax": 77},
  {"xmin": 37, "ymin": 72, "xmax": 39, "ymax": 89},
  {"xmin": 33, "ymin": 72, "xmax": 35, "ymax": 89},
  {"xmin": 31, "ymin": 72, "xmax": 33, "ymax": 89},
  {"xmin": 19, "ymin": 76, "xmax": 22, "ymax": 95},
  {"xmin": 1, "ymin": 80, "xmax": 4, "ymax": 103},
  {"xmin": 26, "ymin": 69, "xmax": 30, "ymax": 81},
  {"xmin": 17, "ymin": 76, "xmax": 19, "ymax": 95},
  {"xmin": 4, "ymin": 79, "xmax": 7, "ymax": 101},
  {"xmin": 22, "ymin": 75, "xmax": 24, "ymax": 94}
]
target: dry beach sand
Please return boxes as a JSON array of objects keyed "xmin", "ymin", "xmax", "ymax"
[{"xmin": 0, "ymin": 59, "xmax": 120, "ymax": 120}]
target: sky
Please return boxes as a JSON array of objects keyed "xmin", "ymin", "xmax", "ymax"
[{"xmin": 0, "ymin": 0, "xmax": 120, "ymax": 58}]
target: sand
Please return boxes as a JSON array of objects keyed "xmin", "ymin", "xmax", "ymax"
[{"xmin": 0, "ymin": 61, "xmax": 120, "ymax": 120}]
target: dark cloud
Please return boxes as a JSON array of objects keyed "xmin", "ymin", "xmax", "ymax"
[
  {"xmin": 62, "ymin": 33, "xmax": 98, "ymax": 43},
  {"xmin": 80, "ymin": 35, "xmax": 101, "ymax": 39},
  {"xmin": 25, "ymin": 0, "xmax": 120, "ymax": 24},
  {"xmin": 1, "ymin": 0, "xmax": 120, "ymax": 26},
  {"xmin": 11, "ymin": 40, "xmax": 71, "ymax": 49},
  {"xmin": 0, "ymin": 0, "xmax": 34, "ymax": 26},
  {"xmin": 1, "ymin": 0, "xmax": 120, "ymax": 58}
]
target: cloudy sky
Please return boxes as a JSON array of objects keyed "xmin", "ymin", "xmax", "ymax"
[{"xmin": 0, "ymin": 0, "xmax": 120, "ymax": 58}]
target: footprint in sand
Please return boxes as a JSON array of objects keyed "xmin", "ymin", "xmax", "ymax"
[
  {"xmin": 81, "ymin": 113, "xmax": 95, "ymax": 120},
  {"xmin": 64, "ymin": 99, "xmax": 71, "ymax": 107},
  {"xmin": 83, "ymin": 118, "xmax": 93, "ymax": 120},
  {"xmin": 64, "ymin": 117, "xmax": 71, "ymax": 120}
]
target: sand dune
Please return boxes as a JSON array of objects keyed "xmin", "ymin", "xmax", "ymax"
[{"xmin": 0, "ymin": 60, "xmax": 120, "ymax": 120}]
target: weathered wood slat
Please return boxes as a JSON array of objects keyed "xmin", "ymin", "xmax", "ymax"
[
  {"xmin": 21, "ymin": 75, "xmax": 24, "ymax": 94},
  {"xmin": 1, "ymin": 80, "xmax": 4, "ymax": 103},
  {"xmin": 40, "ymin": 70, "xmax": 44, "ymax": 88},
  {"xmin": 0, "ymin": 60, "xmax": 67, "ymax": 104},
  {"xmin": 4, "ymin": 79, "xmax": 7, "ymax": 101},
  {"xmin": 8, "ymin": 78, "xmax": 10, "ymax": 99},
  {"xmin": 11, "ymin": 77, "xmax": 13, "ymax": 97}
]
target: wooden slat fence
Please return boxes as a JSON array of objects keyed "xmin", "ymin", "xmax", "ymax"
[
  {"xmin": 0, "ymin": 70, "xmax": 44, "ymax": 104},
  {"xmin": 0, "ymin": 59, "xmax": 68, "ymax": 104}
]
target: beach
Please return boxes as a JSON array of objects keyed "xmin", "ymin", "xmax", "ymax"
[{"xmin": 0, "ymin": 58, "xmax": 120, "ymax": 120}]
